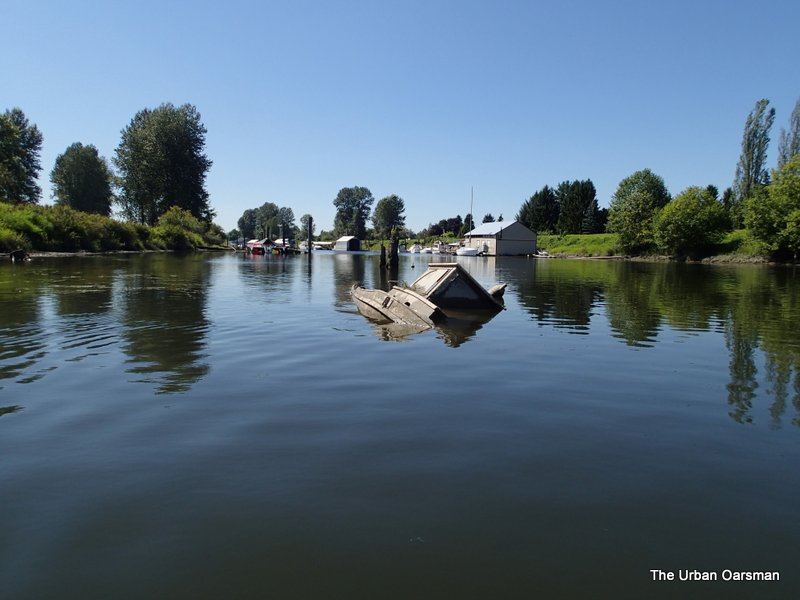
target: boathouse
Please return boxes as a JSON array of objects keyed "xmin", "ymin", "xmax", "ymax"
[
  {"xmin": 334, "ymin": 236, "xmax": 361, "ymax": 251},
  {"xmin": 462, "ymin": 221, "xmax": 537, "ymax": 256}
]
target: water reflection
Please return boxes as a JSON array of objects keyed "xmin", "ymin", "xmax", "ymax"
[
  {"xmin": 0, "ymin": 263, "xmax": 47, "ymax": 388},
  {"xmin": 2, "ymin": 254, "xmax": 800, "ymax": 423},
  {"xmin": 358, "ymin": 307, "xmax": 500, "ymax": 347},
  {"xmin": 498, "ymin": 258, "xmax": 800, "ymax": 426},
  {"xmin": 0, "ymin": 405, "xmax": 23, "ymax": 417},
  {"xmin": 118, "ymin": 255, "xmax": 210, "ymax": 394}
]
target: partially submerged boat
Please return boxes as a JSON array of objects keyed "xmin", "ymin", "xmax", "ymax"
[{"xmin": 351, "ymin": 263, "xmax": 506, "ymax": 339}]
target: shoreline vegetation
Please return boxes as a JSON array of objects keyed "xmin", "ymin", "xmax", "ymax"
[
  {"xmin": 1, "ymin": 203, "xmax": 227, "ymax": 255},
  {"xmin": 0, "ymin": 202, "xmax": 779, "ymax": 264}
]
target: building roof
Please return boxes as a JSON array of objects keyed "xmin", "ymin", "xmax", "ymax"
[
  {"xmin": 336, "ymin": 235, "xmax": 358, "ymax": 242},
  {"xmin": 465, "ymin": 220, "xmax": 523, "ymax": 237}
]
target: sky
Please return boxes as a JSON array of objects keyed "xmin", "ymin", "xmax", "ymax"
[{"xmin": 4, "ymin": 0, "xmax": 799, "ymax": 234}]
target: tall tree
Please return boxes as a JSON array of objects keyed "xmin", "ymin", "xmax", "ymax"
[
  {"xmin": 255, "ymin": 202, "xmax": 279, "ymax": 239},
  {"xmin": 277, "ymin": 206, "xmax": 296, "ymax": 240},
  {"xmin": 777, "ymin": 97, "xmax": 800, "ymax": 169},
  {"xmin": 114, "ymin": 103, "xmax": 213, "ymax": 225},
  {"xmin": 333, "ymin": 186, "xmax": 374, "ymax": 239},
  {"xmin": 482, "ymin": 213, "xmax": 495, "ymax": 223},
  {"xmin": 238, "ymin": 208, "xmax": 257, "ymax": 240},
  {"xmin": 607, "ymin": 169, "xmax": 671, "ymax": 252},
  {"xmin": 732, "ymin": 99, "xmax": 775, "ymax": 225},
  {"xmin": 581, "ymin": 196, "xmax": 601, "ymax": 234},
  {"xmin": 556, "ymin": 179, "xmax": 596, "ymax": 234},
  {"xmin": 517, "ymin": 185, "xmax": 559, "ymax": 233},
  {"xmin": 300, "ymin": 214, "xmax": 315, "ymax": 240},
  {"xmin": 0, "ymin": 107, "xmax": 43, "ymax": 204},
  {"xmin": 372, "ymin": 194, "xmax": 406, "ymax": 239},
  {"xmin": 50, "ymin": 142, "xmax": 114, "ymax": 215}
]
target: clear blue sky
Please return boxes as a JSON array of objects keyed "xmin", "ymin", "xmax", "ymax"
[{"xmin": 4, "ymin": 0, "xmax": 799, "ymax": 234}]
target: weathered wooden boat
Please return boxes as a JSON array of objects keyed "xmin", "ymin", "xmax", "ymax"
[
  {"xmin": 406, "ymin": 262, "xmax": 505, "ymax": 310},
  {"xmin": 351, "ymin": 262, "xmax": 506, "ymax": 335},
  {"xmin": 350, "ymin": 284, "xmax": 444, "ymax": 329}
]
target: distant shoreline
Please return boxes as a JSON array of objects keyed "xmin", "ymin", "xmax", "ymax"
[{"xmin": 15, "ymin": 249, "xmax": 777, "ymax": 265}]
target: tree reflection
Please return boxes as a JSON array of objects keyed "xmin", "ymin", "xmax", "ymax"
[
  {"xmin": 501, "ymin": 258, "xmax": 800, "ymax": 427},
  {"xmin": 119, "ymin": 255, "xmax": 210, "ymax": 394},
  {"xmin": 0, "ymin": 264, "xmax": 47, "ymax": 386},
  {"xmin": 510, "ymin": 260, "xmax": 603, "ymax": 334}
]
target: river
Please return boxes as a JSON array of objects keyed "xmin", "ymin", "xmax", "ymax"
[{"xmin": 1, "ymin": 252, "xmax": 798, "ymax": 599}]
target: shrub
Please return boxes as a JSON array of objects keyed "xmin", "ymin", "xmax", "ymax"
[
  {"xmin": 150, "ymin": 206, "xmax": 205, "ymax": 250},
  {"xmin": 653, "ymin": 187, "xmax": 729, "ymax": 256},
  {"xmin": 0, "ymin": 202, "xmax": 52, "ymax": 247},
  {"xmin": 0, "ymin": 225, "xmax": 27, "ymax": 252}
]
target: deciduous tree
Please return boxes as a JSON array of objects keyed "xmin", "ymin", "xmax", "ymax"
[
  {"xmin": 333, "ymin": 186, "xmax": 374, "ymax": 239},
  {"xmin": 744, "ymin": 154, "xmax": 800, "ymax": 259},
  {"xmin": 607, "ymin": 169, "xmax": 671, "ymax": 252},
  {"xmin": 732, "ymin": 99, "xmax": 775, "ymax": 225},
  {"xmin": 653, "ymin": 186, "xmax": 729, "ymax": 255},
  {"xmin": 300, "ymin": 214, "xmax": 315, "ymax": 240},
  {"xmin": 372, "ymin": 194, "xmax": 406, "ymax": 240},
  {"xmin": 0, "ymin": 107, "xmax": 43, "ymax": 204},
  {"xmin": 50, "ymin": 143, "xmax": 114, "ymax": 215},
  {"xmin": 777, "ymin": 97, "xmax": 800, "ymax": 169},
  {"xmin": 237, "ymin": 208, "xmax": 257, "ymax": 240},
  {"xmin": 114, "ymin": 103, "xmax": 212, "ymax": 225}
]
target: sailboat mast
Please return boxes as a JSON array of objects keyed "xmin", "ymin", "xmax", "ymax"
[{"xmin": 469, "ymin": 187, "xmax": 473, "ymax": 236}]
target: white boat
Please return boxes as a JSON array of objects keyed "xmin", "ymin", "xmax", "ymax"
[
  {"xmin": 456, "ymin": 246, "xmax": 480, "ymax": 256},
  {"xmin": 420, "ymin": 247, "xmax": 433, "ymax": 254},
  {"xmin": 408, "ymin": 244, "xmax": 422, "ymax": 253}
]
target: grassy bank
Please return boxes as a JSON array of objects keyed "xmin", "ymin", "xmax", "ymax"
[
  {"xmin": 0, "ymin": 203, "xmax": 226, "ymax": 253},
  {"xmin": 537, "ymin": 233, "xmax": 620, "ymax": 257},
  {"xmin": 534, "ymin": 231, "xmax": 769, "ymax": 262}
]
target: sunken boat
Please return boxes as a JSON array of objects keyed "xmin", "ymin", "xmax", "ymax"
[{"xmin": 351, "ymin": 262, "xmax": 506, "ymax": 335}]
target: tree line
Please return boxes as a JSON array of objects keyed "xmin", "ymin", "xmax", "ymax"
[
  {"xmin": 513, "ymin": 96, "xmax": 800, "ymax": 260},
  {"xmin": 1, "ymin": 103, "xmax": 215, "ymax": 225},
  {"xmin": 233, "ymin": 186, "xmax": 411, "ymax": 243},
  {"xmin": 4, "ymin": 95, "xmax": 799, "ymax": 257}
]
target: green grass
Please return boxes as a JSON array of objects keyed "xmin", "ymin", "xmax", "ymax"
[
  {"xmin": 536, "ymin": 230, "xmax": 771, "ymax": 261},
  {"xmin": 537, "ymin": 233, "xmax": 620, "ymax": 257}
]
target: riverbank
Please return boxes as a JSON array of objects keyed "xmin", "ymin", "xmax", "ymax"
[{"xmin": 536, "ymin": 231, "xmax": 775, "ymax": 264}]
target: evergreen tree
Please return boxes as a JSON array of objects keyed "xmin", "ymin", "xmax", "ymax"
[
  {"xmin": 517, "ymin": 185, "xmax": 559, "ymax": 233},
  {"xmin": 557, "ymin": 179, "xmax": 596, "ymax": 234},
  {"xmin": 581, "ymin": 196, "xmax": 601, "ymax": 233}
]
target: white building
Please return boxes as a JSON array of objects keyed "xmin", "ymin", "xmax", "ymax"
[
  {"xmin": 462, "ymin": 221, "xmax": 537, "ymax": 256},
  {"xmin": 334, "ymin": 236, "xmax": 361, "ymax": 251}
]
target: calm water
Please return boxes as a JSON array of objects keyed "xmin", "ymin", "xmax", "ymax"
[{"xmin": 1, "ymin": 252, "xmax": 798, "ymax": 599}]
